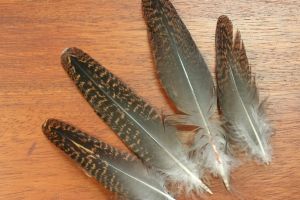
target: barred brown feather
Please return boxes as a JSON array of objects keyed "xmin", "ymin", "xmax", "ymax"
[
  {"xmin": 215, "ymin": 15, "xmax": 272, "ymax": 164},
  {"xmin": 142, "ymin": 0, "xmax": 234, "ymax": 189},
  {"xmin": 60, "ymin": 47, "xmax": 211, "ymax": 194},
  {"xmin": 42, "ymin": 119, "xmax": 174, "ymax": 200}
]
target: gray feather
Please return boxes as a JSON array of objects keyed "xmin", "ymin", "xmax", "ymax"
[
  {"xmin": 42, "ymin": 119, "xmax": 174, "ymax": 200},
  {"xmin": 142, "ymin": 0, "xmax": 233, "ymax": 189},
  {"xmin": 61, "ymin": 47, "xmax": 211, "ymax": 194},
  {"xmin": 215, "ymin": 15, "xmax": 272, "ymax": 164}
]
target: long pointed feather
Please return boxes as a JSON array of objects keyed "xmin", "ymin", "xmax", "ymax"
[
  {"xmin": 215, "ymin": 15, "xmax": 272, "ymax": 164},
  {"xmin": 142, "ymin": 0, "xmax": 233, "ymax": 189},
  {"xmin": 60, "ymin": 47, "xmax": 212, "ymax": 194},
  {"xmin": 42, "ymin": 119, "xmax": 174, "ymax": 200}
]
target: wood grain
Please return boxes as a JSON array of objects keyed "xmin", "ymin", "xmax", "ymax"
[{"xmin": 0, "ymin": 0, "xmax": 299, "ymax": 199}]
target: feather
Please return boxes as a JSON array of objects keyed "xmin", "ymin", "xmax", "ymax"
[
  {"xmin": 215, "ymin": 15, "xmax": 272, "ymax": 164},
  {"xmin": 142, "ymin": 0, "xmax": 233, "ymax": 189},
  {"xmin": 60, "ymin": 47, "xmax": 212, "ymax": 194},
  {"xmin": 42, "ymin": 118, "xmax": 174, "ymax": 200}
]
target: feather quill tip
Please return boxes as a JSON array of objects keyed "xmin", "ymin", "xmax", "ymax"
[
  {"xmin": 217, "ymin": 163, "xmax": 230, "ymax": 190},
  {"xmin": 202, "ymin": 184, "xmax": 213, "ymax": 195},
  {"xmin": 215, "ymin": 159, "xmax": 231, "ymax": 191}
]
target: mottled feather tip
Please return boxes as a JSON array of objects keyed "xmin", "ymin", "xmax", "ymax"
[{"xmin": 61, "ymin": 47, "xmax": 84, "ymax": 77}]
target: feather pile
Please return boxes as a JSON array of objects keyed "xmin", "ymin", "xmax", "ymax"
[{"xmin": 42, "ymin": 1, "xmax": 272, "ymax": 199}]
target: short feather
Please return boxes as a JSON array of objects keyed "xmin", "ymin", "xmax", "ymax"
[{"xmin": 215, "ymin": 15, "xmax": 272, "ymax": 164}]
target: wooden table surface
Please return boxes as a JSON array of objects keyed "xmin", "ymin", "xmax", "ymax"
[{"xmin": 0, "ymin": 0, "xmax": 299, "ymax": 199}]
